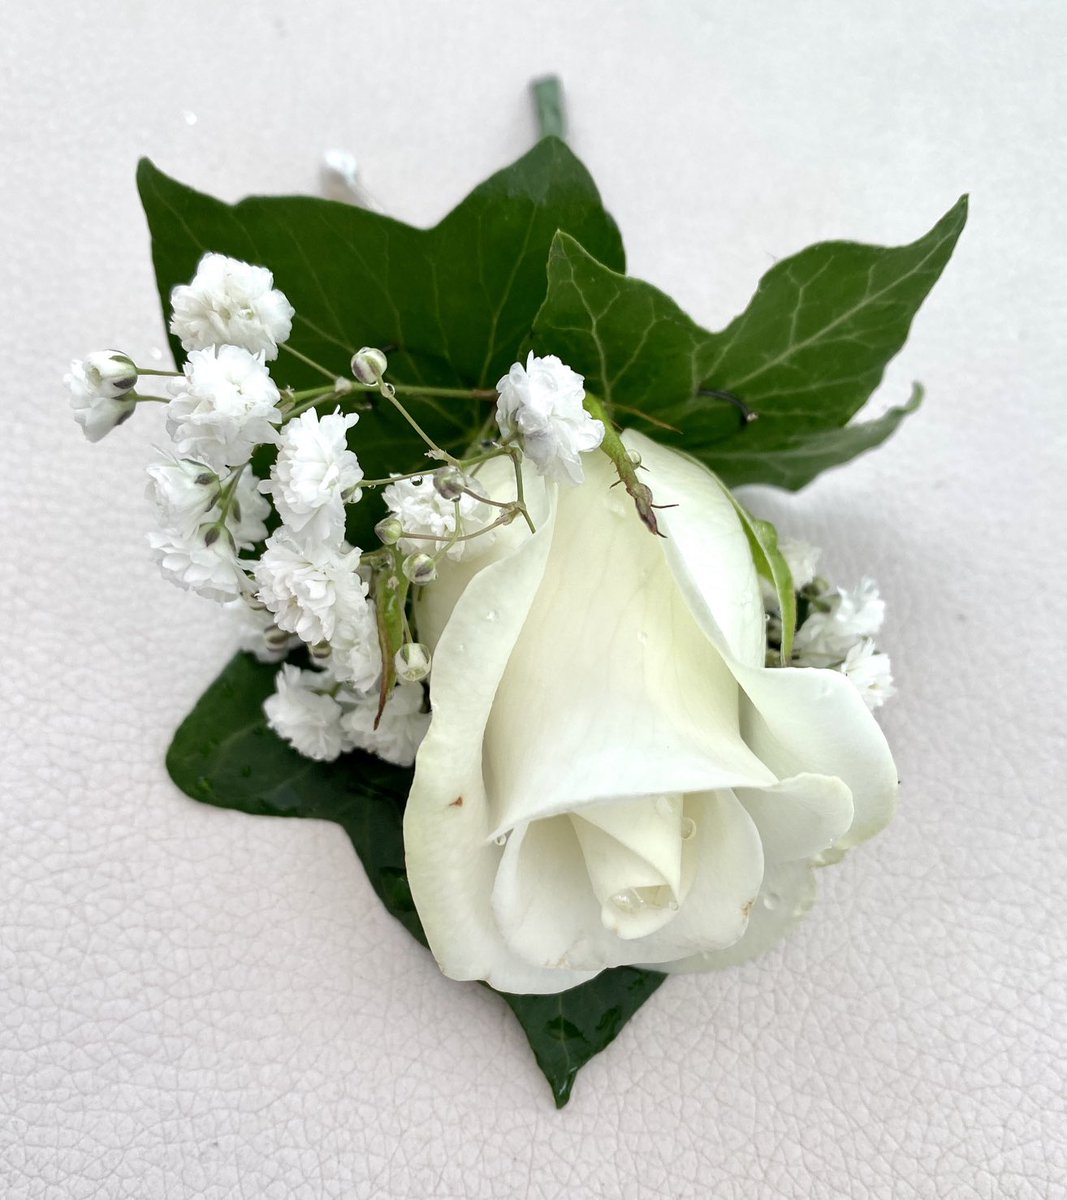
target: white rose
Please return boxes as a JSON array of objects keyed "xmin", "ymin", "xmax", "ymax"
[{"xmin": 404, "ymin": 432, "xmax": 897, "ymax": 995}]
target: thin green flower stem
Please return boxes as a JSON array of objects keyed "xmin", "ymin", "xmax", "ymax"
[
  {"xmin": 380, "ymin": 385, "xmax": 457, "ymax": 464},
  {"xmin": 358, "ymin": 466, "xmax": 436, "ymax": 489},
  {"xmin": 392, "ymin": 384, "xmax": 498, "ymax": 401},
  {"xmin": 429, "ymin": 498, "xmax": 467, "ymax": 566},
  {"xmin": 288, "ymin": 386, "xmax": 333, "ymax": 403},
  {"xmin": 358, "ymin": 447, "xmax": 510, "ymax": 491},
  {"xmin": 216, "ymin": 462, "xmax": 247, "ymax": 513},
  {"xmin": 284, "ymin": 386, "xmax": 357, "ymax": 421},
  {"xmin": 131, "ymin": 393, "xmax": 168, "ymax": 403},
  {"xmin": 396, "ymin": 508, "xmax": 522, "ymax": 545},
  {"xmin": 458, "ymin": 486, "xmax": 514, "ymax": 512},
  {"xmin": 508, "ymin": 447, "xmax": 536, "ymax": 534},
  {"xmin": 136, "ymin": 367, "xmax": 181, "ymax": 377},
  {"xmin": 279, "ymin": 342, "xmax": 340, "ymax": 382}
]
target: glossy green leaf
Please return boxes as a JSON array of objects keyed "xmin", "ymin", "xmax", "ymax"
[
  {"xmin": 137, "ymin": 137, "xmax": 624, "ymax": 546},
  {"xmin": 500, "ymin": 968, "xmax": 665, "ymax": 1107},
  {"xmin": 532, "ymin": 198, "xmax": 965, "ymax": 489},
  {"xmin": 166, "ymin": 652, "xmax": 665, "ymax": 1106}
]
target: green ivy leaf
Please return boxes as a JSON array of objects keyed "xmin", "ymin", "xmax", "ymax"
[
  {"xmin": 166, "ymin": 652, "xmax": 664, "ymax": 1107},
  {"xmin": 532, "ymin": 199, "xmax": 965, "ymax": 489},
  {"xmin": 501, "ymin": 968, "xmax": 664, "ymax": 1107},
  {"xmin": 137, "ymin": 137, "xmax": 624, "ymax": 547}
]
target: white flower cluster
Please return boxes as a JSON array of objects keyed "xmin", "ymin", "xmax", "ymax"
[
  {"xmin": 65, "ymin": 254, "xmax": 610, "ymax": 768},
  {"xmin": 768, "ymin": 538, "xmax": 896, "ymax": 710},
  {"xmin": 264, "ymin": 666, "xmax": 429, "ymax": 765},
  {"xmin": 495, "ymin": 352, "xmax": 604, "ymax": 485}
]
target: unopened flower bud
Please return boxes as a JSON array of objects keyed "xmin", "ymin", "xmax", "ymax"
[
  {"xmin": 375, "ymin": 515, "xmax": 404, "ymax": 546},
  {"xmin": 432, "ymin": 465, "xmax": 471, "ymax": 501},
  {"xmin": 351, "ymin": 346, "xmax": 388, "ymax": 385},
  {"xmin": 264, "ymin": 624, "xmax": 291, "ymax": 651},
  {"xmin": 82, "ymin": 350, "xmax": 138, "ymax": 398},
  {"xmin": 309, "ymin": 640, "xmax": 332, "ymax": 664},
  {"xmin": 394, "ymin": 642, "xmax": 431, "ymax": 683},
  {"xmin": 402, "ymin": 553, "xmax": 438, "ymax": 585}
]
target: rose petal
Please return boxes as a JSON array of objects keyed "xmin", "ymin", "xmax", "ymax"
[
  {"xmin": 661, "ymin": 860, "xmax": 817, "ymax": 973},
  {"xmin": 484, "ymin": 453, "xmax": 775, "ymax": 835},
  {"xmin": 732, "ymin": 663, "xmax": 897, "ymax": 847},
  {"xmin": 621, "ymin": 430, "xmax": 766, "ymax": 669},
  {"xmin": 621, "ymin": 788, "xmax": 764, "ymax": 965},
  {"xmin": 492, "ymin": 789, "xmax": 764, "ymax": 972},
  {"xmin": 404, "ymin": 474, "xmax": 599, "ymax": 992},
  {"xmin": 575, "ymin": 793, "xmax": 684, "ymax": 899},
  {"xmin": 736, "ymin": 773, "xmax": 854, "ymax": 864}
]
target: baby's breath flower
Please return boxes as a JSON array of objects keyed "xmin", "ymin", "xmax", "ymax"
[
  {"xmin": 65, "ymin": 351, "xmax": 139, "ymax": 442},
  {"xmin": 264, "ymin": 665, "xmax": 346, "ymax": 761},
  {"xmin": 778, "ymin": 537, "xmax": 821, "ymax": 592},
  {"xmin": 383, "ymin": 474, "xmax": 495, "ymax": 562},
  {"xmin": 170, "ymin": 253, "xmax": 294, "ymax": 360},
  {"xmin": 229, "ymin": 471, "xmax": 271, "ymax": 549},
  {"xmin": 148, "ymin": 526, "xmax": 249, "ymax": 603},
  {"xmin": 339, "ymin": 681, "xmax": 430, "ymax": 767},
  {"xmin": 261, "ymin": 408, "xmax": 363, "ymax": 549},
  {"xmin": 253, "ymin": 529, "xmax": 366, "ymax": 646},
  {"xmin": 794, "ymin": 577, "xmax": 885, "ymax": 667},
  {"xmin": 838, "ymin": 639, "xmax": 896, "ymax": 710},
  {"xmin": 146, "ymin": 455, "xmax": 217, "ymax": 538},
  {"xmin": 495, "ymin": 351, "xmax": 604, "ymax": 485},
  {"xmin": 148, "ymin": 457, "xmax": 268, "ymax": 550},
  {"xmin": 167, "ymin": 345, "xmax": 282, "ymax": 470}
]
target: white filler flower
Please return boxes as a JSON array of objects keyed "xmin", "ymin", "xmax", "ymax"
[
  {"xmin": 264, "ymin": 665, "xmax": 347, "ymax": 761},
  {"xmin": 262, "ymin": 409, "xmax": 363, "ymax": 548},
  {"xmin": 495, "ymin": 352, "xmax": 604, "ymax": 485},
  {"xmin": 779, "ymin": 537, "xmax": 821, "ymax": 592},
  {"xmin": 253, "ymin": 529, "xmax": 366, "ymax": 645},
  {"xmin": 404, "ymin": 433, "xmax": 897, "ymax": 995},
  {"xmin": 170, "ymin": 252, "xmax": 295, "ymax": 360},
  {"xmin": 383, "ymin": 475, "xmax": 496, "ymax": 561},
  {"xmin": 148, "ymin": 528, "xmax": 249, "ymax": 603},
  {"xmin": 146, "ymin": 455, "xmax": 216, "ymax": 537},
  {"xmin": 794, "ymin": 578, "xmax": 886, "ymax": 667},
  {"xmin": 167, "ymin": 345, "xmax": 282, "ymax": 470},
  {"xmin": 340, "ymin": 682, "xmax": 431, "ymax": 767},
  {"xmin": 839, "ymin": 639, "xmax": 896, "ymax": 710},
  {"xmin": 65, "ymin": 352, "xmax": 138, "ymax": 442}
]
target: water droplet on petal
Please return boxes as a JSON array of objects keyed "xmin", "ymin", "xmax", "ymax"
[
  {"xmin": 680, "ymin": 817, "xmax": 696, "ymax": 841},
  {"xmin": 762, "ymin": 891, "xmax": 781, "ymax": 911},
  {"xmin": 493, "ymin": 834, "xmax": 507, "ymax": 847},
  {"xmin": 485, "ymin": 610, "xmax": 498, "ymax": 622},
  {"xmin": 668, "ymin": 900, "xmax": 680, "ymax": 912},
  {"xmin": 610, "ymin": 888, "xmax": 646, "ymax": 914},
  {"xmin": 182, "ymin": 110, "xmax": 198, "ymax": 126},
  {"xmin": 149, "ymin": 347, "xmax": 164, "ymax": 362}
]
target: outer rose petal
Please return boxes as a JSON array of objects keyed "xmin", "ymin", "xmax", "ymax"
[
  {"xmin": 662, "ymin": 860, "xmax": 818, "ymax": 973},
  {"xmin": 627, "ymin": 430, "xmax": 898, "ymax": 850},
  {"xmin": 404, "ymin": 467, "xmax": 597, "ymax": 993}
]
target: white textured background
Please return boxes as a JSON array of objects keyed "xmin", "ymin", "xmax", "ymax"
[{"xmin": 2, "ymin": 2, "xmax": 1064, "ymax": 1197}]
